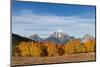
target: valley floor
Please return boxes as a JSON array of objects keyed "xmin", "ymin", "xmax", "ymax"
[{"xmin": 11, "ymin": 52, "xmax": 96, "ymax": 67}]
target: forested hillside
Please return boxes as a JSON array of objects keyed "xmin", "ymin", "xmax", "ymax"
[{"xmin": 12, "ymin": 33, "xmax": 95, "ymax": 57}]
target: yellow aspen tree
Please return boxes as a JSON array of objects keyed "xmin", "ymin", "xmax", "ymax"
[
  {"xmin": 84, "ymin": 40, "xmax": 95, "ymax": 52},
  {"xmin": 47, "ymin": 41, "xmax": 59, "ymax": 56},
  {"xmin": 64, "ymin": 41, "xmax": 74, "ymax": 55},
  {"xmin": 19, "ymin": 41, "xmax": 30, "ymax": 56}
]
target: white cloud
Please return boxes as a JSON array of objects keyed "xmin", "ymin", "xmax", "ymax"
[{"xmin": 12, "ymin": 10, "xmax": 95, "ymax": 38}]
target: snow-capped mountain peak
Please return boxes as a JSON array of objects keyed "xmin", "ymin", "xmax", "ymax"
[
  {"xmin": 82, "ymin": 34, "xmax": 95, "ymax": 42},
  {"xmin": 28, "ymin": 34, "xmax": 43, "ymax": 42},
  {"xmin": 51, "ymin": 30, "xmax": 68, "ymax": 38},
  {"xmin": 46, "ymin": 30, "xmax": 75, "ymax": 44}
]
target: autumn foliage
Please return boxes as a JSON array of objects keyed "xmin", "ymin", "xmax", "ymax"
[{"xmin": 13, "ymin": 39, "xmax": 96, "ymax": 57}]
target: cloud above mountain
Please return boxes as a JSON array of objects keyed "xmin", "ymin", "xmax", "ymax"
[{"xmin": 12, "ymin": 9, "xmax": 95, "ymax": 38}]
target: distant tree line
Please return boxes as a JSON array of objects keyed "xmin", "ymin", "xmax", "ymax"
[{"xmin": 12, "ymin": 39, "xmax": 95, "ymax": 57}]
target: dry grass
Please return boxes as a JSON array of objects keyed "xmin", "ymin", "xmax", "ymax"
[{"xmin": 11, "ymin": 52, "xmax": 96, "ymax": 66}]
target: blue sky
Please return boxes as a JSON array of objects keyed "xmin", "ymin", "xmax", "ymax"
[{"xmin": 12, "ymin": 1, "xmax": 96, "ymax": 38}]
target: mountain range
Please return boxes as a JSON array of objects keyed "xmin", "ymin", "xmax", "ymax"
[{"xmin": 28, "ymin": 31, "xmax": 95, "ymax": 44}]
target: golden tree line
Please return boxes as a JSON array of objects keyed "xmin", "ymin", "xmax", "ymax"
[{"xmin": 13, "ymin": 39, "xmax": 95, "ymax": 57}]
